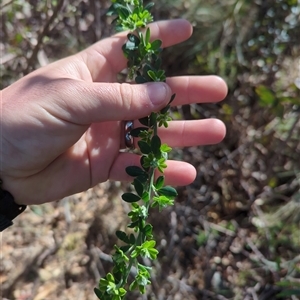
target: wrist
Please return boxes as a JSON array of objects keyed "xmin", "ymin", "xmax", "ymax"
[{"xmin": 0, "ymin": 179, "xmax": 27, "ymax": 231}]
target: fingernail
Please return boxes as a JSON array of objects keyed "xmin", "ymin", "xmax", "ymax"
[{"xmin": 146, "ymin": 83, "xmax": 170, "ymax": 105}]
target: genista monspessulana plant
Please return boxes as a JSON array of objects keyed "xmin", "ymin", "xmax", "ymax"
[{"xmin": 94, "ymin": 1, "xmax": 177, "ymax": 299}]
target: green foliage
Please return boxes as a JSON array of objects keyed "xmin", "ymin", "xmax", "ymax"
[
  {"xmin": 276, "ymin": 281, "xmax": 300, "ymax": 297},
  {"xmin": 95, "ymin": 1, "xmax": 176, "ymax": 299},
  {"xmin": 107, "ymin": 0, "xmax": 154, "ymax": 31}
]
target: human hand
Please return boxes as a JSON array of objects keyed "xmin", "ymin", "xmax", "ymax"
[{"xmin": 1, "ymin": 19, "xmax": 227, "ymax": 205}]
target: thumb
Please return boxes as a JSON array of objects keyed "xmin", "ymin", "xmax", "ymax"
[{"xmin": 58, "ymin": 81, "xmax": 172, "ymax": 124}]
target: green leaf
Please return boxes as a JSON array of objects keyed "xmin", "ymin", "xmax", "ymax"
[
  {"xmin": 137, "ymin": 263, "xmax": 152, "ymax": 273},
  {"xmin": 169, "ymin": 93, "xmax": 176, "ymax": 104},
  {"xmin": 153, "ymin": 57, "xmax": 162, "ymax": 70},
  {"xmin": 122, "ymin": 193, "xmax": 141, "ymax": 203},
  {"xmin": 94, "ymin": 288, "xmax": 103, "ymax": 299},
  {"xmin": 143, "ymin": 63, "xmax": 154, "ymax": 73},
  {"xmin": 138, "ymin": 140, "xmax": 152, "ymax": 154},
  {"xmin": 143, "ymin": 224, "xmax": 153, "ymax": 238},
  {"xmin": 119, "ymin": 245, "xmax": 131, "ymax": 252},
  {"xmin": 118, "ymin": 6, "xmax": 131, "ymax": 20},
  {"xmin": 144, "ymin": 2, "xmax": 155, "ymax": 11},
  {"xmin": 125, "ymin": 166, "xmax": 145, "ymax": 177},
  {"xmin": 152, "ymin": 195, "xmax": 174, "ymax": 211},
  {"xmin": 151, "ymin": 135, "xmax": 161, "ymax": 158},
  {"xmin": 160, "ymin": 104, "xmax": 170, "ymax": 114},
  {"xmin": 140, "ymin": 240, "xmax": 159, "ymax": 259},
  {"xmin": 143, "ymin": 240, "xmax": 155, "ymax": 248},
  {"xmin": 157, "ymin": 157, "xmax": 167, "ymax": 173},
  {"xmin": 135, "ymin": 75, "xmax": 148, "ymax": 84},
  {"xmin": 149, "ymin": 112, "xmax": 156, "ymax": 127},
  {"xmin": 139, "ymin": 285, "xmax": 146, "ymax": 294},
  {"xmin": 277, "ymin": 289, "xmax": 300, "ymax": 297},
  {"xmin": 155, "ymin": 176, "xmax": 165, "ymax": 189},
  {"xmin": 129, "ymin": 280, "xmax": 138, "ymax": 291},
  {"xmin": 151, "ymin": 39, "xmax": 162, "ymax": 51},
  {"xmin": 106, "ymin": 3, "xmax": 118, "ymax": 16},
  {"xmin": 106, "ymin": 273, "xmax": 115, "ymax": 282},
  {"xmin": 130, "ymin": 127, "xmax": 148, "ymax": 137},
  {"xmin": 136, "ymin": 174, "xmax": 149, "ymax": 183},
  {"xmin": 157, "ymin": 70, "xmax": 166, "ymax": 81},
  {"xmin": 131, "ymin": 249, "xmax": 139, "ymax": 258},
  {"xmin": 131, "ymin": 240, "xmax": 158, "ymax": 259},
  {"xmin": 141, "ymin": 191, "xmax": 150, "ymax": 202},
  {"xmin": 133, "ymin": 178, "xmax": 144, "ymax": 197},
  {"xmin": 140, "ymin": 156, "xmax": 150, "ymax": 171},
  {"xmin": 147, "ymin": 70, "xmax": 157, "ymax": 81},
  {"xmin": 129, "ymin": 233, "xmax": 136, "ymax": 244},
  {"xmin": 158, "ymin": 186, "xmax": 178, "ymax": 198},
  {"xmin": 119, "ymin": 288, "xmax": 126, "ymax": 297},
  {"xmin": 128, "ymin": 220, "xmax": 139, "ymax": 229},
  {"xmin": 255, "ymin": 85, "xmax": 276, "ymax": 106},
  {"xmin": 113, "ymin": 245, "xmax": 129, "ymax": 263},
  {"xmin": 139, "ymin": 116, "xmax": 149, "ymax": 127},
  {"xmin": 160, "ymin": 143, "xmax": 172, "ymax": 152},
  {"xmin": 116, "ymin": 230, "xmax": 129, "ymax": 243},
  {"xmin": 145, "ymin": 27, "xmax": 150, "ymax": 44}
]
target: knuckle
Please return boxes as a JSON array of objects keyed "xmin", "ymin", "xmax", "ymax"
[{"xmin": 119, "ymin": 83, "xmax": 134, "ymax": 111}]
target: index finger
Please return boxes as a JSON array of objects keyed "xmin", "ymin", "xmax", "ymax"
[
  {"xmin": 166, "ymin": 75, "xmax": 228, "ymax": 106},
  {"xmin": 79, "ymin": 19, "xmax": 193, "ymax": 82}
]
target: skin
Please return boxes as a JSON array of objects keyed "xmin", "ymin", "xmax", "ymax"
[{"xmin": 0, "ymin": 19, "xmax": 227, "ymax": 205}]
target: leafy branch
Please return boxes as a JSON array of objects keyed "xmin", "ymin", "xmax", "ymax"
[{"xmin": 94, "ymin": 1, "xmax": 177, "ymax": 299}]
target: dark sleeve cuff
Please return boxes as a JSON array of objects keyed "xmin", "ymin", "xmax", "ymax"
[{"xmin": 0, "ymin": 190, "xmax": 27, "ymax": 231}]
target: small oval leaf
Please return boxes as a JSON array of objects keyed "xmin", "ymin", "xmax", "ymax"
[
  {"xmin": 136, "ymin": 174, "xmax": 148, "ymax": 183},
  {"xmin": 94, "ymin": 288, "xmax": 103, "ymax": 299},
  {"xmin": 145, "ymin": 2, "xmax": 155, "ymax": 11},
  {"xmin": 142, "ymin": 191, "xmax": 150, "ymax": 202},
  {"xmin": 140, "ymin": 156, "xmax": 150, "ymax": 171},
  {"xmin": 122, "ymin": 193, "xmax": 141, "ymax": 203},
  {"xmin": 155, "ymin": 176, "xmax": 165, "ymax": 189},
  {"xmin": 160, "ymin": 104, "xmax": 170, "ymax": 114},
  {"xmin": 151, "ymin": 39, "xmax": 162, "ymax": 50},
  {"xmin": 134, "ymin": 178, "xmax": 144, "ymax": 197},
  {"xmin": 129, "ymin": 233, "xmax": 136, "ymax": 244},
  {"xmin": 143, "ymin": 224, "xmax": 153, "ymax": 237},
  {"xmin": 138, "ymin": 140, "xmax": 152, "ymax": 154},
  {"xmin": 139, "ymin": 116, "xmax": 149, "ymax": 127},
  {"xmin": 135, "ymin": 75, "xmax": 148, "ymax": 84},
  {"xmin": 158, "ymin": 186, "xmax": 178, "ymax": 198},
  {"xmin": 116, "ymin": 230, "xmax": 129, "ymax": 243},
  {"xmin": 151, "ymin": 135, "xmax": 161, "ymax": 157},
  {"xmin": 120, "ymin": 245, "xmax": 131, "ymax": 252},
  {"xmin": 149, "ymin": 112, "xmax": 156, "ymax": 127},
  {"xmin": 169, "ymin": 93, "xmax": 176, "ymax": 104},
  {"xmin": 126, "ymin": 166, "xmax": 146, "ymax": 177},
  {"xmin": 130, "ymin": 127, "xmax": 148, "ymax": 137}
]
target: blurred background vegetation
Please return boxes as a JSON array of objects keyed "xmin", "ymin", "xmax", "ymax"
[{"xmin": 1, "ymin": 0, "xmax": 300, "ymax": 299}]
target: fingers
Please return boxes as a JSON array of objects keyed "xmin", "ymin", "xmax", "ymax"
[
  {"xmin": 133, "ymin": 119, "xmax": 226, "ymax": 148},
  {"xmin": 109, "ymin": 153, "xmax": 197, "ymax": 186},
  {"xmin": 166, "ymin": 75, "xmax": 228, "ymax": 105},
  {"xmin": 158, "ymin": 119, "xmax": 226, "ymax": 147},
  {"xmin": 80, "ymin": 19, "xmax": 193, "ymax": 81},
  {"xmin": 109, "ymin": 118, "xmax": 226, "ymax": 185}
]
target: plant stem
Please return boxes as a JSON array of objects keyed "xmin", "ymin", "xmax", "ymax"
[{"xmin": 94, "ymin": 1, "xmax": 177, "ymax": 298}]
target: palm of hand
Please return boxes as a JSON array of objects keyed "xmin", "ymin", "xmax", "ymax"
[{"xmin": 2, "ymin": 48, "xmax": 128, "ymax": 204}]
